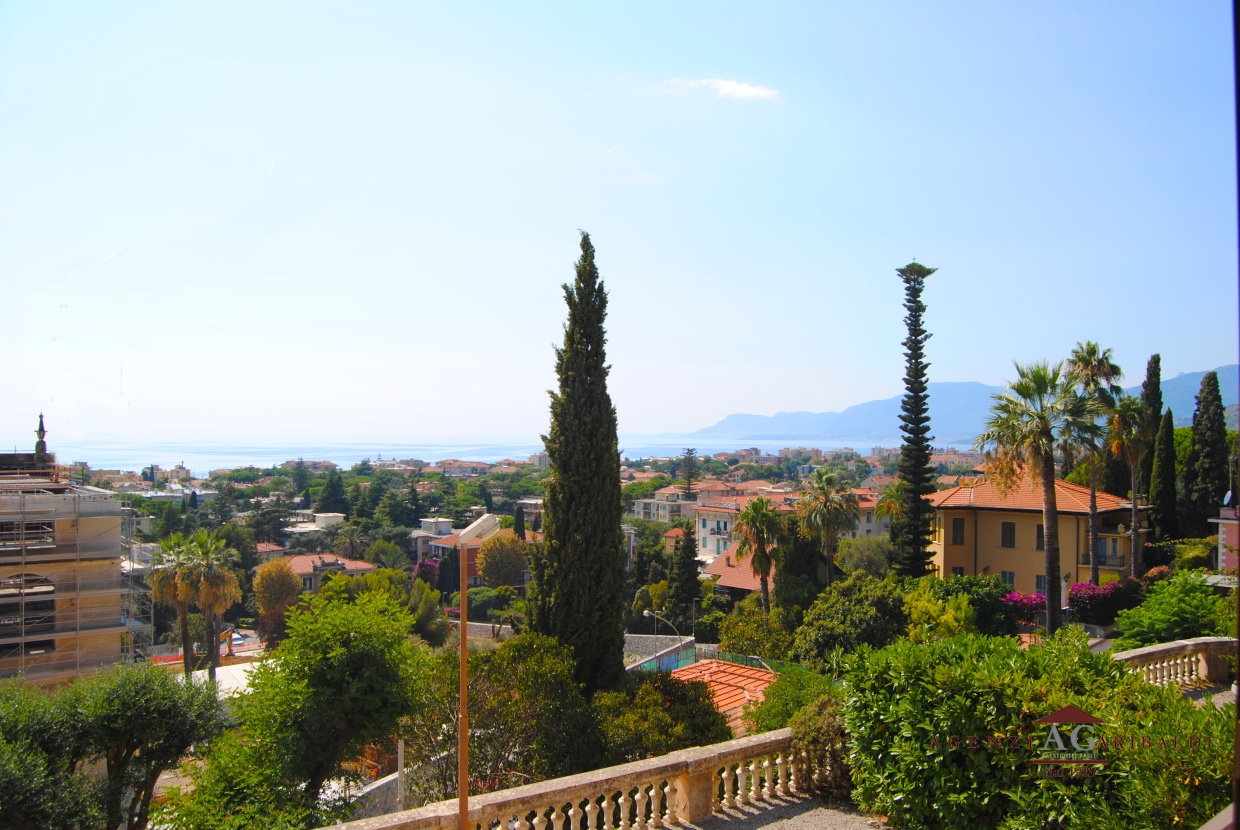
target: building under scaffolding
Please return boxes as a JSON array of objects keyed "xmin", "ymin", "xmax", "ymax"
[{"xmin": 0, "ymin": 415, "xmax": 152, "ymax": 682}]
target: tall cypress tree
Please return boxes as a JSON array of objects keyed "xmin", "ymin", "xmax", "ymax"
[
  {"xmin": 891, "ymin": 261, "xmax": 937, "ymax": 576},
  {"xmin": 1183, "ymin": 371, "xmax": 1228, "ymax": 537},
  {"xmin": 528, "ymin": 231, "xmax": 625, "ymax": 693},
  {"xmin": 1138, "ymin": 354, "xmax": 1162, "ymax": 494},
  {"xmin": 1149, "ymin": 409, "xmax": 1179, "ymax": 540},
  {"xmin": 666, "ymin": 522, "xmax": 700, "ymax": 636},
  {"xmin": 513, "ymin": 504, "xmax": 526, "ymax": 540}
]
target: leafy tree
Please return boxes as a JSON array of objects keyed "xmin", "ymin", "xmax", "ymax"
[
  {"xmin": 593, "ymin": 672, "xmax": 730, "ymax": 763},
  {"xmin": 184, "ymin": 531, "xmax": 242, "ymax": 682},
  {"xmin": 149, "ymin": 533, "xmax": 195, "ymax": 677},
  {"xmin": 904, "ymin": 580, "xmax": 975, "ymax": 642},
  {"xmin": 314, "ymin": 469, "xmax": 348, "ymax": 515},
  {"xmin": 254, "ymin": 559, "xmax": 302, "ymax": 647},
  {"xmin": 513, "ymin": 503, "xmax": 526, "ymax": 540},
  {"xmin": 734, "ymin": 496, "xmax": 781, "ymax": 612},
  {"xmin": 837, "ymin": 535, "xmax": 893, "ymax": 577},
  {"xmin": 742, "ymin": 664, "xmax": 840, "ymax": 734},
  {"xmin": 664, "ymin": 521, "xmax": 700, "ymax": 635},
  {"xmin": 1183, "ymin": 371, "xmax": 1229, "ymax": 537},
  {"xmin": 1107, "ymin": 393, "xmax": 1147, "ymax": 576},
  {"xmin": 916, "ymin": 574, "xmax": 1018, "ymax": 636},
  {"xmin": 1149, "ymin": 409, "xmax": 1180, "ymax": 541},
  {"xmin": 1138, "ymin": 353, "xmax": 1163, "ymax": 494},
  {"xmin": 1113, "ymin": 570, "xmax": 1226, "ymax": 650},
  {"xmin": 771, "ymin": 517, "xmax": 820, "ymax": 618},
  {"xmin": 718, "ymin": 594, "xmax": 794, "ymax": 659},
  {"xmin": 362, "ymin": 538, "xmax": 404, "ymax": 566},
  {"xmin": 248, "ymin": 505, "xmax": 289, "ymax": 543},
  {"xmin": 477, "ymin": 530, "xmax": 528, "ymax": 588},
  {"xmin": 977, "ymin": 361, "xmax": 1100, "ymax": 632},
  {"xmin": 406, "ymin": 478, "xmax": 425, "ymax": 522},
  {"xmin": 528, "ymin": 231, "xmax": 626, "ymax": 693},
  {"xmin": 1068, "ymin": 340, "xmax": 1123, "ymax": 585},
  {"xmin": 796, "ymin": 468, "xmax": 859, "ymax": 585},
  {"xmin": 373, "ymin": 489, "xmax": 413, "ymax": 527},
  {"xmin": 891, "ymin": 261, "xmax": 937, "ymax": 576},
  {"xmin": 209, "ymin": 482, "xmax": 236, "ymax": 524},
  {"xmin": 790, "ymin": 572, "xmax": 906, "ymax": 666},
  {"xmin": 407, "ymin": 578, "xmax": 449, "ymax": 646}
]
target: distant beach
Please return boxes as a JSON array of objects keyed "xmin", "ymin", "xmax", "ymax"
[{"xmin": 51, "ymin": 436, "xmax": 895, "ymax": 478}]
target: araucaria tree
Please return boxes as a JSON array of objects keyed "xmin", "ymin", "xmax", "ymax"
[
  {"xmin": 679, "ymin": 448, "xmax": 699, "ymax": 501},
  {"xmin": 891, "ymin": 262, "xmax": 937, "ymax": 576},
  {"xmin": 528, "ymin": 231, "xmax": 626, "ymax": 693},
  {"xmin": 977, "ymin": 361, "xmax": 1099, "ymax": 634},
  {"xmin": 1183, "ymin": 371, "xmax": 1229, "ymax": 537}
]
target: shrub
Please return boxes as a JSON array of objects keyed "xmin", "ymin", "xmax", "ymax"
[
  {"xmin": 1066, "ymin": 578, "xmax": 1144, "ymax": 626},
  {"xmin": 593, "ymin": 672, "xmax": 731, "ymax": 763},
  {"xmin": 790, "ymin": 572, "xmax": 905, "ymax": 667},
  {"xmin": 844, "ymin": 630, "xmax": 1233, "ymax": 829},
  {"xmin": 789, "ymin": 695, "xmax": 850, "ymax": 796},
  {"xmin": 905, "ymin": 580, "xmax": 975, "ymax": 643},
  {"xmin": 1002, "ymin": 591, "xmax": 1043, "ymax": 626},
  {"xmin": 743, "ymin": 664, "xmax": 840, "ymax": 734},
  {"xmin": 1141, "ymin": 565, "xmax": 1171, "ymax": 586},
  {"xmin": 718, "ymin": 595, "xmax": 794, "ymax": 660},
  {"xmin": 837, "ymin": 535, "xmax": 893, "ymax": 577},
  {"xmin": 1113, "ymin": 571, "xmax": 1225, "ymax": 650},
  {"xmin": 918, "ymin": 575, "xmax": 1018, "ymax": 636}
]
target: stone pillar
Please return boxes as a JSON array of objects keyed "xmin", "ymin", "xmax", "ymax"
[{"xmin": 677, "ymin": 768, "xmax": 716, "ymax": 824}]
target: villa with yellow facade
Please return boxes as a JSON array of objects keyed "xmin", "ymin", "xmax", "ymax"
[{"xmin": 928, "ymin": 475, "xmax": 1148, "ymax": 596}]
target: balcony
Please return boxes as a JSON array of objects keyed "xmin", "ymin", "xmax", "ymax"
[
  {"xmin": 1076, "ymin": 552, "xmax": 1127, "ymax": 570},
  {"xmin": 707, "ymin": 527, "xmax": 729, "ymax": 537},
  {"xmin": 1111, "ymin": 637, "xmax": 1233, "ymax": 688}
]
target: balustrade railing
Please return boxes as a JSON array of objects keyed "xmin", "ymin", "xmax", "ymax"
[
  {"xmin": 1111, "ymin": 637, "xmax": 1233, "ymax": 688},
  {"xmin": 335, "ymin": 729, "xmax": 817, "ymax": 830}
]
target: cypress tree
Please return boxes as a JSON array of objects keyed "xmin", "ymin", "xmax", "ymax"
[
  {"xmin": 513, "ymin": 504, "xmax": 526, "ymax": 540},
  {"xmin": 891, "ymin": 262, "xmax": 937, "ymax": 576},
  {"xmin": 1138, "ymin": 354, "xmax": 1162, "ymax": 494},
  {"xmin": 315, "ymin": 469, "xmax": 349, "ymax": 514},
  {"xmin": 1183, "ymin": 371, "xmax": 1228, "ymax": 536},
  {"xmin": 1149, "ymin": 409, "xmax": 1179, "ymax": 540},
  {"xmin": 528, "ymin": 231, "xmax": 626, "ymax": 693},
  {"xmin": 666, "ymin": 522, "xmax": 700, "ymax": 635}
]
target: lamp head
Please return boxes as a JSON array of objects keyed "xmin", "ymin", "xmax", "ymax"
[{"xmin": 643, "ymin": 609, "xmax": 655, "ymax": 619}]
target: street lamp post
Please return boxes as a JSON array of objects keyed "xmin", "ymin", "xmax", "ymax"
[
  {"xmin": 643, "ymin": 610, "xmax": 686, "ymax": 668},
  {"xmin": 458, "ymin": 546, "xmax": 468, "ymax": 830}
]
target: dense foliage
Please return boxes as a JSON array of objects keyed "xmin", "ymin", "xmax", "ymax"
[
  {"xmin": 1067, "ymin": 578, "xmax": 1144, "ymax": 626},
  {"xmin": 790, "ymin": 572, "xmax": 906, "ymax": 667},
  {"xmin": 845, "ymin": 630, "xmax": 1233, "ymax": 829},
  {"xmin": 593, "ymin": 671, "xmax": 731, "ymax": 764},
  {"xmin": 1113, "ymin": 571, "xmax": 1226, "ymax": 650},
  {"xmin": 742, "ymin": 664, "xmax": 840, "ymax": 734}
]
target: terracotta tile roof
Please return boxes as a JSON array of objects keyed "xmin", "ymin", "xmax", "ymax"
[
  {"xmin": 663, "ymin": 528, "xmax": 684, "ymax": 538},
  {"xmin": 928, "ymin": 476, "xmax": 1129, "ymax": 514},
  {"xmin": 672, "ymin": 659, "xmax": 775, "ymax": 735},
  {"xmin": 282, "ymin": 553, "xmax": 375, "ymax": 577},
  {"xmin": 256, "ymin": 542, "xmax": 285, "ymax": 554},
  {"xmin": 704, "ymin": 542, "xmax": 772, "ymax": 593}
]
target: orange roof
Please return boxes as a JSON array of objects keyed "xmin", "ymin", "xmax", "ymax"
[
  {"xmin": 704, "ymin": 542, "xmax": 772, "ymax": 592},
  {"xmin": 282, "ymin": 553, "xmax": 375, "ymax": 577},
  {"xmin": 928, "ymin": 475, "xmax": 1129, "ymax": 515},
  {"xmin": 672, "ymin": 659, "xmax": 775, "ymax": 735},
  {"xmin": 256, "ymin": 542, "xmax": 285, "ymax": 554},
  {"xmin": 663, "ymin": 528, "xmax": 684, "ymax": 538}
]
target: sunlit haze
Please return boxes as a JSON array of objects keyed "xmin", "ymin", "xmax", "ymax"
[{"xmin": 1, "ymin": 2, "xmax": 1235, "ymax": 449}]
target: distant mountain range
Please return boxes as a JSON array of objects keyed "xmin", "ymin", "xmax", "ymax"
[{"xmin": 691, "ymin": 365, "xmax": 1239, "ymax": 445}]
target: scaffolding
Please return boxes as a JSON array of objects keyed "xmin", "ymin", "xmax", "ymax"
[{"xmin": 0, "ymin": 469, "xmax": 153, "ymax": 682}]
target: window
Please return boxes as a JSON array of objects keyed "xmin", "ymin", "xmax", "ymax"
[
  {"xmin": 951, "ymin": 566, "xmax": 965, "ymax": 577},
  {"xmin": 1001, "ymin": 570, "xmax": 1015, "ymax": 586},
  {"xmin": 1001, "ymin": 522, "xmax": 1016, "ymax": 548},
  {"xmin": 1111, "ymin": 538, "xmax": 1118, "ymax": 558},
  {"xmin": 1035, "ymin": 575, "xmax": 1047, "ymax": 596},
  {"xmin": 701, "ymin": 518, "xmax": 706, "ymax": 529},
  {"xmin": 951, "ymin": 518, "xmax": 966, "ymax": 546},
  {"xmin": 701, "ymin": 538, "xmax": 707, "ymax": 549},
  {"xmin": 866, "ymin": 512, "xmax": 872, "ymax": 524},
  {"xmin": 1036, "ymin": 524, "xmax": 1044, "ymax": 551}
]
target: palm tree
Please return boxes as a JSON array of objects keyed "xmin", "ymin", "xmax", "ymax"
[
  {"xmin": 1068, "ymin": 341, "xmax": 1123, "ymax": 585},
  {"xmin": 333, "ymin": 523, "xmax": 368, "ymax": 559},
  {"xmin": 1107, "ymin": 394, "xmax": 1146, "ymax": 578},
  {"xmin": 150, "ymin": 533, "xmax": 195, "ymax": 678},
  {"xmin": 734, "ymin": 497, "xmax": 782, "ymax": 612},
  {"xmin": 797, "ymin": 468, "xmax": 860, "ymax": 585},
  {"xmin": 874, "ymin": 480, "xmax": 907, "ymax": 533},
  {"xmin": 976, "ymin": 361, "xmax": 1100, "ymax": 634},
  {"xmin": 185, "ymin": 531, "xmax": 242, "ymax": 683}
]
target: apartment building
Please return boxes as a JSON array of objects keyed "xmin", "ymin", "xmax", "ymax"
[{"xmin": 0, "ymin": 418, "xmax": 151, "ymax": 682}]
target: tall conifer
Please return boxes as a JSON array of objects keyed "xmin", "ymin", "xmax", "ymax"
[
  {"xmin": 666, "ymin": 522, "xmax": 700, "ymax": 636},
  {"xmin": 513, "ymin": 504, "xmax": 526, "ymax": 540},
  {"xmin": 1138, "ymin": 354, "xmax": 1162, "ymax": 494},
  {"xmin": 1149, "ymin": 409, "xmax": 1179, "ymax": 540},
  {"xmin": 528, "ymin": 231, "xmax": 625, "ymax": 692},
  {"xmin": 891, "ymin": 262, "xmax": 937, "ymax": 576},
  {"xmin": 1183, "ymin": 371, "xmax": 1228, "ymax": 536}
]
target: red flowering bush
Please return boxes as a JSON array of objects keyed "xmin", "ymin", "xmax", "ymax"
[
  {"xmin": 1067, "ymin": 578, "xmax": 1145, "ymax": 625},
  {"xmin": 1001, "ymin": 591, "xmax": 1044, "ymax": 626}
]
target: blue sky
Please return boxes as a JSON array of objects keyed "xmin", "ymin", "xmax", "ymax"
[{"xmin": 0, "ymin": 2, "xmax": 1235, "ymax": 447}]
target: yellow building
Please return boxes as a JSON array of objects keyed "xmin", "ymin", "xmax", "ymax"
[
  {"xmin": 928, "ymin": 476, "xmax": 1148, "ymax": 596},
  {"xmin": 0, "ymin": 418, "xmax": 151, "ymax": 682}
]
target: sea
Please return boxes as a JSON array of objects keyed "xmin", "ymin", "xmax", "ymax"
[{"xmin": 50, "ymin": 436, "xmax": 896, "ymax": 478}]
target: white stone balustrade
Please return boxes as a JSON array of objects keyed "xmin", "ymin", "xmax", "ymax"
[
  {"xmin": 335, "ymin": 728, "xmax": 809, "ymax": 830},
  {"xmin": 1111, "ymin": 637, "xmax": 1233, "ymax": 688}
]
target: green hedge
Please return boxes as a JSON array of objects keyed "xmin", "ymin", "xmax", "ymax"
[{"xmin": 844, "ymin": 630, "xmax": 1232, "ymax": 829}]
